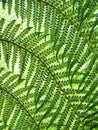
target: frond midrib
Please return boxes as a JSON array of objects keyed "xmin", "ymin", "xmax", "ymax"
[
  {"xmin": 0, "ymin": 84, "xmax": 38, "ymax": 126},
  {"xmin": 38, "ymin": 0, "xmax": 74, "ymax": 25},
  {"xmin": 40, "ymin": 0, "xmax": 98, "ymax": 42},
  {"xmin": 0, "ymin": 38, "xmax": 82, "ymax": 122}
]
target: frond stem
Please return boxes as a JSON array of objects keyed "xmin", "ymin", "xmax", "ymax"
[
  {"xmin": 0, "ymin": 84, "xmax": 38, "ymax": 128},
  {"xmin": 0, "ymin": 38, "xmax": 82, "ymax": 122},
  {"xmin": 38, "ymin": 0, "xmax": 76, "ymax": 26}
]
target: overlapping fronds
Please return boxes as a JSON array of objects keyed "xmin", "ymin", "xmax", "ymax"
[
  {"xmin": 0, "ymin": 0, "xmax": 98, "ymax": 130},
  {"xmin": 0, "ymin": 18, "xmax": 80, "ymax": 130}
]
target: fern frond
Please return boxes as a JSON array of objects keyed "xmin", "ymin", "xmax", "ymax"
[
  {"xmin": 0, "ymin": 0, "xmax": 98, "ymax": 129},
  {"xmin": 0, "ymin": 19, "xmax": 76, "ymax": 129},
  {"xmin": 0, "ymin": 70, "xmax": 37, "ymax": 129}
]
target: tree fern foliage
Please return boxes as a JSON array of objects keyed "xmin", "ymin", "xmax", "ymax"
[{"xmin": 0, "ymin": 0, "xmax": 98, "ymax": 130}]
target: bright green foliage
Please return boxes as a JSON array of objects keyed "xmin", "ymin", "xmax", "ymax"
[{"xmin": 0, "ymin": 0, "xmax": 98, "ymax": 130}]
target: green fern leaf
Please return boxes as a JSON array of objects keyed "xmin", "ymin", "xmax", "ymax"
[{"xmin": 0, "ymin": 0, "xmax": 98, "ymax": 129}]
